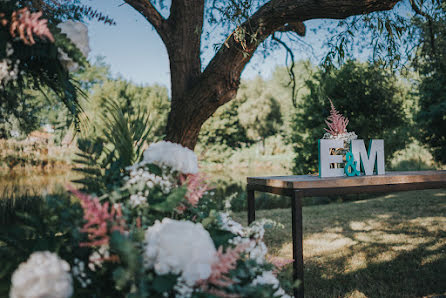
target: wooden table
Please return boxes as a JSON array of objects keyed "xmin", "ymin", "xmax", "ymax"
[{"xmin": 246, "ymin": 171, "xmax": 446, "ymax": 298}]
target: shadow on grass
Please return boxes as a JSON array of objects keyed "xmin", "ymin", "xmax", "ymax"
[
  {"xmin": 301, "ymin": 235, "xmax": 446, "ymax": 297},
  {"xmin": 235, "ymin": 189, "xmax": 446, "ymax": 297}
]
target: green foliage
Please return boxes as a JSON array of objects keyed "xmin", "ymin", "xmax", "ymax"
[
  {"xmin": 199, "ymin": 99, "xmax": 250, "ymax": 152},
  {"xmin": 0, "ymin": 1, "xmax": 91, "ymax": 135},
  {"xmin": 237, "ymin": 77, "xmax": 283, "ymax": 142},
  {"xmin": 73, "ymin": 97, "xmax": 154, "ymax": 195},
  {"xmin": 74, "ymin": 56, "xmax": 111, "ymax": 91},
  {"xmin": 0, "ymin": 91, "xmax": 41, "ymax": 138},
  {"xmin": 0, "ymin": 193, "xmax": 91, "ymax": 297},
  {"xmin": 0, "ymin": 1, "xmax": 118, "ymax": 138},
  {"xmin": 85, "ymin": 79, "xmax": 169, "ymax": 139},
  {"xmin": 414, "ymin": 4, "xmax": 446, "ymax": 164},
  {"xmin": 198, "ymin": 62, "xmax": 314, "ymax": 164},
  {"xmin": 291, "ymin": 61, "xmax": 409, "ymax": 174},
  {"xmin": 72, "ymin": 77, "xmax": 169, "ymax": 195}
]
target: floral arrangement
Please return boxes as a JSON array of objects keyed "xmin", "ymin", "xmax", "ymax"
[
  {"xmin": 0, "ymin": 4, "xmax": 90, "ymax": 88},
  {"xmin": 1, "ymin": 7, "xmax": 54, "ymax": 46},
  {"xmin": 0, "ymin": 7, "xmax": 54, "ymax": 85},
  {"xmin": 6, "ymin": 141, "xmax": 291, "ymax": 297},
  {"xmin": 323, "ymin": 99, "xmax": 357, "ymax": 151},
  {"xmin": 324, "ymin": 98, "xmax": 348, "ymax": 137}
]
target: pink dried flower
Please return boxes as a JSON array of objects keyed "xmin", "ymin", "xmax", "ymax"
[
  {"xmin": 9, "ymin": 8, "xmax": 55, "ymax": 45},
  {"xmin": 203, "ymin": 243, "xmax": 247, "ymax": 288},
  {"xmin": 324, "ymin": 98, "xmax": 349, "ymax": 136},
  {"xmin": 267, "ymin": 256, "xmax": 294, "ymax": 274},
  {"xmin": 68, "ymin": 186, "xmax": 125, "ymax": 247},
  {"xmin": 180, "ymin": 173, "xmax": 210, "ymax": 207}
]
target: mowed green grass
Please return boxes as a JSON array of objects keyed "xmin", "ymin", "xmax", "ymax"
[{"xmin": 233, "ymin": 189, "xmax": 446, "ymax": 298}]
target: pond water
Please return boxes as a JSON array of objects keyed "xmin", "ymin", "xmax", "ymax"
[
  {"xmin": 0, "ymin": 165, "xmax": 344, "ymax": 211},
  {"xmin": 0, "ymin": 164, "xmax": 293, "ymax": 209},
  {"xmin": 0, "ymin": 170, "xmax": 78, "ymax": 199}
]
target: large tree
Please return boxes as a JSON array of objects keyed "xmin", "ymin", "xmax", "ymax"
[{"xmin": 122, "ymin": 0, "xmax": 413, "ymax": 149}]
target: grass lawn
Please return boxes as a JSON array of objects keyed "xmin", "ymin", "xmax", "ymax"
[{"xmin": 233, "ymin": 189, "xmax": 446, "ymax": 298}]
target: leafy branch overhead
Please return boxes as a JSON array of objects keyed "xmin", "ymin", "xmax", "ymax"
[{"xmin": 122, "ymin": 0, "xmax": 404, "ymax": 149}]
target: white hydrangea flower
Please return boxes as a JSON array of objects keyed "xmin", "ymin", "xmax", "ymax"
[
  {"xmin": 10, "ymin": 251, "xmax": 73, "ymax": 298},
  {"xmin": 252, "ymin": 271, "xmax": 291, "ymax": 298},
  {"xmin": 252, "ymin": 271, "xmax": 279, "ymax": 286},
  {"xmin": 0, "ymin": 60, "xmax": 10, "ymax": 81},
  {"xmin": 6, "ymin": 42, "xmax": 14, "ymax": 56},
  {"xmin": 57, "ymin": 21, "xmax": 90, "ymax": 72},
  {"xmin": 244, "ymin": 218, "xmax": 281, "ymax": 240},
  {"xmin": 274, "ymin": 287, "xmax": 292, "ymax": 298},
  {"xmin": 144, "ymin": 218, "xmax": 217, "ymax": 286},
  {"xmin": 142, "ymin": 141, "xmax": 198, "ymax": 174}
]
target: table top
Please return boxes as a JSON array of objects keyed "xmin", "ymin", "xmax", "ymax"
[{"xmin": 247, "ymin": 170, "xmax": 446, "ymax": 190}]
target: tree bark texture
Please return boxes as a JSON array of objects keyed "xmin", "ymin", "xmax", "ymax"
[{"xmin": 125, "ymin": 0, "xmax": 401, "ymax": 149}]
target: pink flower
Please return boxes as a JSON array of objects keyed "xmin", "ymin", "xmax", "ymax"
[
  {"xmin": 68, "ymin": 186, "xmax": 125, "ymax": 247},
  {"xmin": 267, "ymin": 256, "xmax": 294, "ymax": 274},
  {"xmin": 9, "ymin": 8, "xmax": 54, "ymax": 45},
  {"xmin": 324, "ymin": 98, "xmax": 349, "ymax": 136},
  {"xmin": 179, "ymin": 173, "xmax": 210, "ymax": 208},
  {"xmin": 202, "ymin": 243, "xmax": 247, "ymax": 288}
]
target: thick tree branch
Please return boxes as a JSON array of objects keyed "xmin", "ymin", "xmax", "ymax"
[
  {"xmin": 164, "ymin": 0, "xmax": 402, "ymax": 148},
  {"xmin": 124, "ymin": 0, "xmax": 169, "ymax": 41},
  {"xmin": 277, "ymin": 21, "xmax": 306, "ymax": 36},
  {"xmin": 200, "ymin": 0, "xmax": 401, "ymax": 105}
]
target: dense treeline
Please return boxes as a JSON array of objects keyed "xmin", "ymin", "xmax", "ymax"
[{"xmin": 1, "ymin": 54, "xmax": 444, "ymax": 174}]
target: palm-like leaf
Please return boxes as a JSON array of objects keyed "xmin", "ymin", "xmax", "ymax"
[{"xmin": 73, "ymin": 97, "xmax": 153, "ymax": 195}]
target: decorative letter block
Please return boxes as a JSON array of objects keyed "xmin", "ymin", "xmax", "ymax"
[
  {"xmin": 318, "ymin": 139, "xmax": 344, "ymax": 178},
  {"xmin": 351, "ymin": 139, "xmax": 385, "ymax": 175}
]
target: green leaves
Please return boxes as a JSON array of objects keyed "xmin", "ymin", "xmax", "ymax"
[
  {"xmin": 0, "ymin": 193, "xmax": 89, "ymax": 297},
  {"xmin": 414, "ymin": 4, "xmax": 446, "ymax": 164},
  {"xmin": 101, "ymin": 98, "xmax": 152, "ymax": 166},
  {"xmin": 151, "ymin": 274, "xmax": 178, "ymax": 293},
  {"xmin": 73, "ymin": 96, "xmax": 154, "ymax": 195},
  {"xmin": 151, "ymin": 186, "xmax": 187, "ymax": 212}
]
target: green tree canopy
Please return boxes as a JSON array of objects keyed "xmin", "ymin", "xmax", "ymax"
[
  {"xmin": 237, "ymin": 76, "xmax": 283, "ymax": 142},
  {"xmin": 414, "ymin": 3, "xmax": 446, "ymax": 164}
]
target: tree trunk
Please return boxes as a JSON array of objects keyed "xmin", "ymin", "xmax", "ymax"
[
  {"xmin": 126, "ymin": 0, "xmax": 401, "ymax": 150},
  {"xmin": 164, "ymin": 105, "xmax": 206, "ymax": 150}
]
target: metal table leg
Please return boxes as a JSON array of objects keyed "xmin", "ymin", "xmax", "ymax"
[
  {"xmin": 292, "ymin": 190, "xmax": 304, "ymax": 298},
  {"xmin": 247, "ymin": 187, "xmax": 255, "ymax": 225}
]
